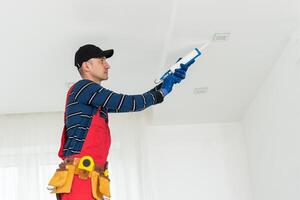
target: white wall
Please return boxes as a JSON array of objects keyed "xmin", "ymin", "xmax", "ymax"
[
  {"xmin": 141, "ymin": 122, "xmax": 252, "ymax": 200},
  {"xmin": 242, "ymin": 29, "xmax": 300, "ymax": 200}
]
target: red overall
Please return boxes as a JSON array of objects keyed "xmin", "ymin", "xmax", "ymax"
[{"xmin": 58, "ymin": 85, "xmax": 111, "ymax": 200}]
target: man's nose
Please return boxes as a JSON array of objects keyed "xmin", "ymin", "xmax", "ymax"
[
  {"xmin": 105, "ymin": 63, "xmax": 111, "ymax": 69},
  {"xmin": 103, "ymin": 61, "xmax": 110, "ymax": 69}
]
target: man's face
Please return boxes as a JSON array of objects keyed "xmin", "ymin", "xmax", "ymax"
[{"xmin": 87, "ymin": 57, "xmax": 111, "ymax": 82}]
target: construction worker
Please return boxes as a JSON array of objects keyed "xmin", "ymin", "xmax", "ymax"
[{"xmin": 48, "ymin": 44, "xmax": 194, "ymax": 200}]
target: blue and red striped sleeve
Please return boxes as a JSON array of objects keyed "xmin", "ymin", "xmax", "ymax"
[{"xmin": 72, "ymin": 79, "xmax": 164, "ymax": 113}]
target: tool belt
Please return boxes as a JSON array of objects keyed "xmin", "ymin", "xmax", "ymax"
[{"xmin": 48, "ymin": 156, "xmax": 111, "ymax": 200}]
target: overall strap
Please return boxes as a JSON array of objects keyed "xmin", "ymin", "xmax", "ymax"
[{"xmin": 58, "ymin": 84, "xmax": 76, "ymax": 159}]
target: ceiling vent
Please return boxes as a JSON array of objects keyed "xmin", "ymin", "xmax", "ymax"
[
  {"xmin": 193, "ymin": 87, "xmax": 208, "ymax": 94},
  {"xmin": 213, "ymin": 33, "xmax": 230, "ymax": 41}
]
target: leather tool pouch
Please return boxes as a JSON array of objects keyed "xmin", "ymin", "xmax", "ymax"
[
  {"xmin": 91, "ymin": 171, "xmax": 102, "ymax": 200},
  {"xmin": 48, "ymin": 164, "xmax": 75, "ymax": 193},
  {"xmin": 91, "ymin": 171, "xmax": 111, "ymax": 200},
  {"xmin": 99, "ymin": 175, "xmax": 111, "ymax": 198}
]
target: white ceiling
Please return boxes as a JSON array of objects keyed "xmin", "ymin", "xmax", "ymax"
[{"xmin": 0, "ymin": 0, "xmax": 299, "ymax": 124}]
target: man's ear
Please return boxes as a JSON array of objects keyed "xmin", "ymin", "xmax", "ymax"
[{"xmin": 82, "ymin": 62, "xmax": 91, "ymax": 72}]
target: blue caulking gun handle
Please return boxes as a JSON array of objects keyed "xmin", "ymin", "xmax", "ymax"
[{"xmin": 155, "ymin": 48, "xmax": 202, "ymax": 84}]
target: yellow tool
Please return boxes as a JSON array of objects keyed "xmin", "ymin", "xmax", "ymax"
[{"xmin": 78, "ymin": 156, "xmax": 95, "ymax": 172}]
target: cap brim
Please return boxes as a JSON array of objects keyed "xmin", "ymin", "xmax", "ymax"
[{"xmin": 102, "ymin": 49, "xmax": 114, "ymax": 58}]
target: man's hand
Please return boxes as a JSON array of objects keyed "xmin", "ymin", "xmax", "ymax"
[
  {"xmin": 159, "ymin": 73, "xmax": 178, "ymax": 97},
  {"xmin": 179, "ymin": 59, "xmax": 195, "ymax": 72},
  {"xmin": 159, "ymin": 58, "xmax": 195, "ymax": 97}
]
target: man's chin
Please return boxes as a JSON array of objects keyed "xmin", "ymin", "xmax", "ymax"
[{"xmin": 99, "ymin": 76, "xmax": 108, "ymax": 82}]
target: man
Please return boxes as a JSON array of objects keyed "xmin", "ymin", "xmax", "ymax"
[{"xmin": 48, "ymin": 44, "xmax": 194, "ymax": 200}]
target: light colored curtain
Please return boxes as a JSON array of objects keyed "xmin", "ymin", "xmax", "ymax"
[{"xmin": 0, "ymin": 111, "xmax": 145, "ymax": 200}]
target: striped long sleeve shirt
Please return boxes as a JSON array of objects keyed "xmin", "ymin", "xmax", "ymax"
[
  {"xmin": 73, "ymin": 79, "xmax": 164, "ymax": 113},
  {"xmin": 62, "ymin": 79, "xmax": 164, "ymax": 157}
]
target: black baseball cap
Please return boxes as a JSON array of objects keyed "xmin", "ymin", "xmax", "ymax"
[{"xmin": 74, "ymin": 44, "xmax": 114, "ymax": 68}]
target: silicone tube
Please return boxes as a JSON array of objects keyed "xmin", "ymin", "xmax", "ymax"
[{"xmin": 154, "ymin": 41, "xmax": 209, "ymax": 84}]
